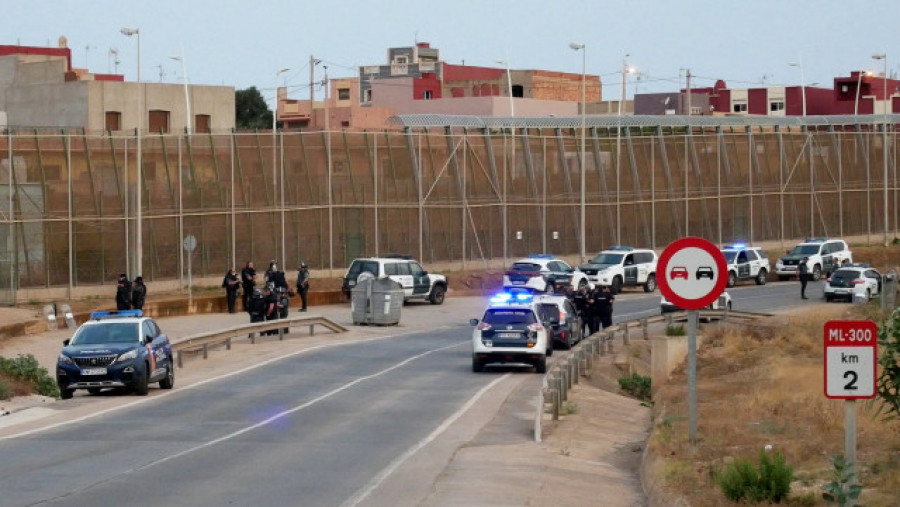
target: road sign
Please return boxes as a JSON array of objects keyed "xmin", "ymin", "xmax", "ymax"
[
  {"xmin": 824, "ymin": 320, "xmax": 878, "ymax": 399},
  {"xmin": 657, "ymin": 237, "xmax": 727, "ymax": 310},
  {"xmin": 183, "ymin": 234, "xmax": 197, "ymax": 253}
]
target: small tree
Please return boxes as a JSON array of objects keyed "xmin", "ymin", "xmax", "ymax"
[
  {"xmin": 874, "ymin": 308, "xmax": 900, "ymax": 421},
  {"xmin": 235, "ymin": 87, "xmax": 273, "ymax": 130}
]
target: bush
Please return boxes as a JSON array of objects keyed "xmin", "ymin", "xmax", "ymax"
[
  {"xmin": 665, "ymin": 324, "xmax": 686, "ymax": 336},
  {"xmin": 717, "ymin": 449, "xmax": 793, "ymax": 503},
  {"xmin": 0, "ymin": 354, "xmax": 59, "ymax": 398},
  {"xmin": 0, "ymin": 377, "xmax": 12, "ymax": 400},
  {"xmin": 618, "ymin": 373, "xmax": 651, "ymax": 401}
]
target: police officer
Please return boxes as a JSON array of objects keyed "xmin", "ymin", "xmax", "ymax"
[
  {"xmin": 572, "ymin": 284, "xmax": 589, "ymax": 338},
  {"xmin": 798, "ymin": 256, "xmax": 810, "ymax": 299},
  {"xmin": 222, "ymin": 267, "xmax": 240, "ymax": 313},
  {"xmin": 585, "ymin": 287, "xmax": 602, "ymax": 336},
  {"xmin": 115, "ymin": 273, "xmax": 132, "ymax": 311},
  {"xmin": 595, "ymin": 284, "xmax": 615, "ymax": 329},
  {"xmin": 263, "ymin": 283, "xmax": 279, "ymax": 335},
  {"xmin": 241, "ymin": 261, "xmax": 257, "ymax": 312},
  {"xmin": 296, "ymin": 262, "xmax": 310, "ymax": 312},
  {"xmin": 131, "ymin": 276, "xmax": 147, "ymax": 311}
]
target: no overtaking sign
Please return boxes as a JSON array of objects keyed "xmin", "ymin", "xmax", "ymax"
[{"xmin": 657, "ymin": 237, "xmax": 727, "ymax": 310}]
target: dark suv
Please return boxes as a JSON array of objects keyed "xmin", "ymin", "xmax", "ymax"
[
  {"xmin": 56, "ymin": 310, "xmax": 175, "ymax": 399},
  {"xmin": 535, "ymin": 294, "xmax": 582, "ymax": 349}
]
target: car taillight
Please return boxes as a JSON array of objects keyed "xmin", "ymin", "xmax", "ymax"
[
  {"xmin": 559, "ymin": 310, "xmax": 566, "ymax": 323},
  {"xmin": 527, "ymin": 323, "xmax": 544, "ymax": 332},
  {"xmin": 852, "ymin": 279, "xmax": 866, "ymax": 285},
  {"xmin": 477, "ymin": 322, "xmax": 492, "ymax": 331},
  {"xmin": 826, "ymin": 277, "xmax": 832, "ymax": 283}
]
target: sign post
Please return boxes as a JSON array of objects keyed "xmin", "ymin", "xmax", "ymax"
[
  {"xmin": 824, "ymin": 320, "xmax": 878, "ymax": 487},
  {"xmin": 657, "ymin": 237, "xmax": 727, "ymax": 444},
  {"xmin": 183, "ymin": 234, "xmax": 197, "ymax": 305}
]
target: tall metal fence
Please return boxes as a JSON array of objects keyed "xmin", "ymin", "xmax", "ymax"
[{"xmin": 1, "ymin": 114, "xmax": 897, "ymax": 303}]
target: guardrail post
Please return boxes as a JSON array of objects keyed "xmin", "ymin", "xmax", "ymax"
[
  {"xmin": 202, "ymin": 343, "xmax": 209, "ymax": 360},
  {"xmin": 226, "ymin": 337, "xmax": 232, "ymax": 351},
  {"xmin": 570, "ymin": 356, "xmax": 579, "ymax": 385},
  {"xmin": 598, "ymin": 334, "xmax": 607, "ymax": 356},
  {"xmin": 623, "ymin": 323, "xmax": 630, "ymax": 345},
  {"xmin": 641, "ymin": 318, "xmax": 649, "ymax": 340},
  {"xmin": 606, "ymin": 333, "xmax": 614, "ymax": 354},
  {"xmin": 177, "ymin": 351, "xmax": 183, "ymax": 369},
  {"xmin": 309, "ymin": 324, "xmax": 315, "ymax": 335},
  {"xmin": 249, "ymin": 332, "xmax": 256, "ymax": 345},
  {"xmin": 552, "ymin": 388, "xmax": 560, "ymax": 420},
  {"xmin": 664, "ymin": 313, "xmax": 673, "ymax": 327},
  {"xmin": 278, "ymin": 327, "xmax": 284, "ymax": 341}
]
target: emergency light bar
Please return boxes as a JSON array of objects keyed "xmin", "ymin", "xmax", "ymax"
[{"xmin": 90, "ymin": 310, "xmax": 143, "ymax": 320}]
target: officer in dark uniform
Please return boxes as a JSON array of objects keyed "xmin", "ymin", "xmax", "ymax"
[
  {"xmin": 585, "ymin": 287, "xmax": 601, "ymax": 336},
  {"xmin": 115, "ymin": 273, "xmax": 132, "ymax": 311},
  {"xmin": 131, "ymin": 276, "xmax": 147, "ymax": 311},
  {"xmin": 241, "ymin": 261, "xmax": 257, "ymax": 312},
  {"xmin": 595, "ymin": 284, "xmax": 615, "ymax": 329},
  {"xmin": 222, "ymin": 268, "xmax": 240, "ymax": 313},
  {"xmin": 296, "ymin": 262, "xmax": 310, "ymax": 312},
  {"xmin": 572, "ymin": 284, "xmax": 589, "ymax": 338}
]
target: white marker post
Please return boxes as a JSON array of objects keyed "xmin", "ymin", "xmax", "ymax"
[
  {"xmin": 657, "ymin": 237, "xmax": 728, "ymax": 444},
  {"xmin": 183, "ymin": 234, "xmax": 197, "ymax": 306},
  {"xmin": 824, "ymin": 320, "xmax": 878, "ymax": 488}
]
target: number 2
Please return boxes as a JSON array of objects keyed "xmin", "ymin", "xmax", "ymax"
[{"xmin": 844, "ymin": 370, "xmax": 858, "ymax": 391}]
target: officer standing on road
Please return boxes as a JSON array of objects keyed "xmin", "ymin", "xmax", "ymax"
[
  {"xmin": 131, "ymin": 276, "xmax": 147, "ymax": 311},
  {"xmin": 222, "ymin": 268, "xmax": 240, "ymax": 313},
  {"xmin": 585, "ymin": 287, "xmax": 601, "ymax": 336},
  {"xmin": 798, "ymin": 256, "xmax": 810, "ymax": 299},
  {"xmin": 115, "ymin": 273, "xmax": 132, "ymax": 311},
  {"xmin": 296, "ymin": 262, "xmax": 310, "ymax": 312},
  {"xmin": 241, "ymin": 261, "xmax": 256, "ymax": 312},
  {"xmin": 595, "ymin": 284, "xmax": 615, "ymax": 329},
  {"xmin": 572, "ymin": 285, "xmax": 589, "ymax": 338}
]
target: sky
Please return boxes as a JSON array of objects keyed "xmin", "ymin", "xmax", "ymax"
[{"xmin": 7, "ymin": 1, "xmax": 899, "ymax": 106}]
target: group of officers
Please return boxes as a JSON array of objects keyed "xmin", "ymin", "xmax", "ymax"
[
  {"xmin": 564, "ymin": 282, "xmax": 615, "ymax": 337},
  {"xmin": 221, "ymin": 260, "xmax": 310, "ymax": 334}
]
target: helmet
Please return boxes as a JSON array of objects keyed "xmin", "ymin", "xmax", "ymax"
[{"xmin": 300, "ymin": 262, "xmax": 308, "ymax": 268}]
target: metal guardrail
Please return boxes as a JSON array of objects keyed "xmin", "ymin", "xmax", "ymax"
[
  {"xmin": 538, "ymin": 308, "xmax": 772, "ymax": 436},
  {"xmin": 172, "ymin": 315, "xmax": 347, "ymax": 368}
]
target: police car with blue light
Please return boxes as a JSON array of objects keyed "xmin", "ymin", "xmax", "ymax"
[
  {"xmin": 720, "ymin": 243, "xmax": 770, "ymax": 287},
  {"xmin": 503, "ymin": 254, "xmax": 591, "ymax": 293},
  {"xmin": 823, "ymin": 263, "xmax": 883, "ymax": 303},
  {"xmin": 56, "ymin": 310, "xmax": 175, "ymax": 399},
  {"xmin": 470, "ymin": 291, "xmax": 553, "ymax": 373},
  {"xmin": 775, "ymin": 237, "xmax": 852, "ymax": 281},
  {"xmin": 578, "ymin": 246, "xmax": 658, "ymax": 294}
]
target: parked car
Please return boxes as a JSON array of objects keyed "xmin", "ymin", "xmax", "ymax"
[
  {"xmin": 342, "ymin": 255, "xmax": 447, "ymax": 304},
  {"xmin": 471, "ymin": 291, "xmax": 552, "ymax": 373},
  {"xmin": 660, "ymin": 292, "xmax": 732, "ymax": 313},
  {"xmin": 534, "ymin": 293, "xmax": 583, "ymax": 350},
  {"xmin": 775, "ymin": 238, "xmax": 852, "ymax": 281},
  {"xmin": 721, "ymin": 243, "xmax": 770, "ymax": 287},
  {"xmin": 502, "ymin": 254, "xmax": 591, "ymax": 293},
  {"xmin": 824, "ymin": 264, "xmax": 882, "ymax": 302},
  {"xmin": 578, "ymin": 246, "xmax": 658, "ymax": 294}
]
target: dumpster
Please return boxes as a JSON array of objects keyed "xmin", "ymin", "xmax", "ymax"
[{"xmin": 351, "ymin": 276, "xmax": 403, "ymax": 325}]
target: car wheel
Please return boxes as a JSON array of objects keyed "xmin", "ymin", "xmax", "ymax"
[
  {"xmin": 59, "ymin": 386, "xmax": 74, "ymax": 400},
  {"xmin": 825, "ymin": 294, "xmax": 833, "ymax": 302},
  {"xmin": 755, "ymin": 269, "xmax": 767, "ymax": 285},
  {"xmin": 429, "ymin": 285, "xmax": 446, "ymax": 305},
  {"xmin": 726, "ymin": 302, "xmax": 732, "ymax": 311},
  {"xmin": 812, "ymin": 264, "xmax": 822, "ymax": 281},
  {"xmin": 643, "ymin": 275, "xmax": 657, "ymax": 293},
  {"xmin": 133, "ymin": 364, "xmax": 150, "ymax": 396},
  {"xmin": 727, "ymin": 271, "xmax": 736, "ymax": 288},
  {"xmin": 472, "ymin": 357, "xmax": 484, "ymax": 373},
  {"xmin": 611, "ymin": 276, "xmax": 623, "ymax": 295},
  {"xmin": 159, "ymin": 362, "xmax": 175, "ymax": 390},
  {"xmin": 534, "ymin": 356, "xmax": 547, "ymax": 374}
]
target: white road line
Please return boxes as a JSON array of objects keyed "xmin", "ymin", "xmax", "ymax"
[{"xmin": 340, "ymin": 374, "xmax": 510, "ymax": 507}]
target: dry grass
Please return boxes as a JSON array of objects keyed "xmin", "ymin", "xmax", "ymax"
[{"xmin": 648, "ymin": 301, "xmax": 900, "ymax": 506}]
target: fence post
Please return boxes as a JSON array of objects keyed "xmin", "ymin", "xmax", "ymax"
[
  {"xmin": 177, "ymin": 351, "xmax": 183, "ymax": 369},
  {"xmin": 623, "ymin": 323, "xmax": 630, "ymax": 345},
  {"xmin": 552, "ymin": 388, "xmax": 560, "ymax": 420},
  {"xmin": 202, "ymin": 343, "xmax": 209, "ymax": 360},
  {"xmin": 641, "ymin": 318, "xmax": 649, "ymax": 340},
  {"xmin": 226, "ymin": 337, "xmax": 232, "ymax": 351}
]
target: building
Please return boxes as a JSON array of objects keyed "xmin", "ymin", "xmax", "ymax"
[{"xmin": 0, "ymin": 38, "xmax": 234, "ymax": 133}]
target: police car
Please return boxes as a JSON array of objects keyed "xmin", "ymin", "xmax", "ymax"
[
  {"xmin": 721, "ymin": 243, "xmax": 770, "ymax": 287},
  {"xmin": 660, "ymin": 292, "xmax": 732, "ymax": 313},
  {"xmin": 578, "ymin": 246, "xmax": 658, "ymax": 294},
  {"xmin": 341, "ymin": 255, "xmax": 448, "ymax": 304},
  {"xmin": 56, "ymin": 310, "xmax": 175, "ymax": 399},
  {"xmin": 823, "ymin": 263, "xmax": 882, "ymax": 302},
  {"xmin": 775, "ymin": 237, "xmax": 852, "ymax": 281},
  {"xmin": 470, "ymin": 291, "xmax": 553, "ymax": 374},
  {"xmin": 503, "ymin": 254, "xmax": 591, "ymax": 293}
]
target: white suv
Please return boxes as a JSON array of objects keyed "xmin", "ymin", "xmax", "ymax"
[
  {"xmin": 470, "ymin": 291, "xmax": 552, "ymax": 373},
  {"xmin": 775, "ymin": 238, "xmax": 852, "ymax": 281},
  {"xmin": 721, "ymin": 244, "xmax": 770, "ymax": 287},
  {"xmin": 503, "ymin": 255, "xmax": 591, "ymax": 293},
  {"xmin": 342, "ymin": 256, "xmax": 447, "ymax": 304},
  {"xmin": 578, "ymin": 247, "xmax": 658, "ymax": 294}
]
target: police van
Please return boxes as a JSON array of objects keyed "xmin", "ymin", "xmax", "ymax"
[
  {"xmin": 775, "ymin": 237, "xmax": 852, "ymax": 281},
  {"xmin": 470, "ymin": 291, "xmax": 553, "ymax": 374},
  {"xmin": 721, "ymin": 243, "xmax": 770, "ymax": 287},
  {"xmin": 578, "ymin": 246, "xmax": 658, "ymax": 294}
]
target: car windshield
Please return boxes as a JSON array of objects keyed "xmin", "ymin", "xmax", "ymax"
[
  {"xmin": 509, "ymin": 262, "xmax": 541, "ymax": 272},
  {"xmin": 790, "ymin": 244, "xmax": 821, "ymax": 255},
  {"xmin": 482, "ymin": 309, "xmax": 537, "ymax": 326},
  {"xmin": 831, "ymin": 270, "xmax": 860, "ymax": 282},
  {"xmin": 722, "ymin": 251, "xmax": 738, "ymax": 262},
  {"xmin": 70, "ymin": 323, "xmax": 140, "ymax": 345},
  {"xmin": 348, "ymin": 260, "xmax": 379, "ymax": 278},
  {"xmin": 588, "ymin": 253, "xmax": 624, "ymax": 266}
]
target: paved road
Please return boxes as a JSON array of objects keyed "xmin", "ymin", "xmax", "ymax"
[{"xmin": 0, "ymin": 281, "xmax": 814, "ymax": 506}]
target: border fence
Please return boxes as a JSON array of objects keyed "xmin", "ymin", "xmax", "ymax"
[{"xmin": 1, "ymin": 114, "xmax": 897, "ymax": 304}]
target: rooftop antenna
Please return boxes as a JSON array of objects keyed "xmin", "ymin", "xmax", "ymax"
[
  {"xmin": 154, "ymin": 64, "xmax": 166, "ymax": 82},
  {"xmin": 108, "ymin": 47, "xmax": 119, "ymax": 74}
]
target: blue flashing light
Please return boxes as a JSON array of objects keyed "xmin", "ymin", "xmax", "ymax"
[
  {"xmin": 489, "ymin": 291, "xmax": 534, "ymax": 305},
  {"xmin": 90, "ymin": 310, "xmax": 143, "ymax": 320},
  {"xmin": 527, "ymin": 254, "xmax": 554, "ymax": 259},
  {"xmin": 723, "ymin": 243, "xmax": 747, "ymax": 250},
  {"xmin": 608, "ymin": 246, "xmax": 634, "ymax": 251},
  {"xmin": 804, "ymin": 237, "xmax": 828, "ymax": 243}
]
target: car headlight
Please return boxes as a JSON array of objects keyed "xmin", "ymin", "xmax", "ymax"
[
  {"xmin": 117, "ymin": 349, "xmax": 139, "ymax": 362},
  {"xmin": 58, "ymin": 353, "xmax": 72, "ymax": 365}
]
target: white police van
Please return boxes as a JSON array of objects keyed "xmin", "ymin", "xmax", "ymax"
[
  {"xmin": 775, "ymin": 237, "xmax": 852, "ymax": 281},
  {"xmin": 578, "ymin": 246, "xmax": 658, "ymax": 294},
  {"xmin": 470, "ymin": 291, "xmax": 553, "ymax": 374},
  {"xmin": 721, "ymin": 243, "xmax": 770, "ymax": 287}
]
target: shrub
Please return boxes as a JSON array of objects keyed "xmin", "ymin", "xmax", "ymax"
[
  {"xmin": 717, "ymin": 449, "xmax": 793, "ymax": 503},
  {"xmin": 618, "ymin": 373, "xmax": 651, "ymax": 401},
  {"xmin": 0, "ymin": 354, "xmax": 59, "ymax": 398},
  {"xmin": 821, "ymin": 454, "xmax": 862, "ymax": 506},
  {"xmin": 0, "ymin": 377, "xmax": 12, "ymax": 400},
  {"xmin": 665, "ymin": 324, "xmax": 686, "ymax": 336}
]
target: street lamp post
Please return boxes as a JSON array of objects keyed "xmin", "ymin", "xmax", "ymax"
[
  {"xmin": 855, "ymin": 70, "xmax": 873, "ymax": 116},
  {"xmin": 121, "ymin": 27, "xmax": 142, "ymax": 278},
  {"xmin": 273, "ymin": 67, "xmax": 290, "ymax": 267},
  {"xmin": 495, "ymin": 58, "xmax": 515, "ymax": 117},
  {"xmin": 617, "ymin": 56, "xmax": 634, "ymax": 245},
  {"xmin": 569, "ymin": 42, "xmax": 586, "ymax": 262},
  {"xmin": 169, "ymin": 51, "xmax": 191, "ymax": 134},
  {"xmin": 789, "ymin": 60, "xmax": 812, "ymax": 236},
  {"xmin": 873, "ymin": 53, "xmax": 889, "ymax": 245}
]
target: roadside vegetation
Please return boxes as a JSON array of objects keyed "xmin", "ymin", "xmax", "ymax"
[{"xmin": 0, "ymin": 354, "xmax": 58, "ymax": 399}]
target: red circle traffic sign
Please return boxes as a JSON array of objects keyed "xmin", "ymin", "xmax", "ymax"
[{"xmin": 657, "ymin": 237, "xmax": 728, "ymax": 310}]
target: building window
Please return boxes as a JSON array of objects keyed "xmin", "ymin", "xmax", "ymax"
[
  {"xmin": 512, "ymin": 85, "xmax": 524, "ymax": 98},
  {"xmin": 364, "ymin": 89, "xmax": 372, "ymax": 102},
  {"xmin": 769, "ymin": 101, "xmax": 785, "ymax": 112},
  {"xmin": 732, "ymin": 102, "xmax": 748, "ymax": 113},
  {"xmin": 105, "ymin": 111, "xmax": 121, "ymax": 131},
  {"xmin": 149, "ymin": 110, "xmax": 170, "ymax": 133},
  {"xmin": 341, "ymin": 120, "xmax": 350, "ymax": 128},
  {"xmin": 195, "ymin": 114, "xmax": 210, "ymax": 133},
  {"xmin": 423, "ymin": 90, "xmax": 433, "ymax": 100},
  {"xmin": 338, "ymin": 88, "xmax": 350, "ymax": 101},
  {"xmin": 472, "ymin": 85, "xmax": 480, "ymax": 97},
  {"xmin": 394, "ymin": 55, "xmax": 408, "ymax": 64},
  {"xmin": 690, "ymin": 106, "xmax": 702, "ymax": 115}
]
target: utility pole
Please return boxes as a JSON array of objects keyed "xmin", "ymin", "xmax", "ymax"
[
  {"xmin": 685, "ymin": 69, "xmax": 692, "ymax": 115},
  {"xmin": 310, "ymin": 54, "xmax": 316, "ymax": 105}
]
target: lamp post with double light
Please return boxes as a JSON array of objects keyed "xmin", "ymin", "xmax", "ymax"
[
  {"xmin": 789, "ymin": 59, "xmax": 814, "ymax": 236},
  {"xmin": 121, "ymin": 27, "xmax": 142, "ymax": 278},
  {"xmin": 872, "ymin": 53, "xmax": 889, "ymax": 245},
  {"xmin": 569, "ymin": 42, "xmax": 586, "ymax": 262},
  {"xmin": 617, "ymin": 56, "xmax": 635, "ymax": 245},
  {"xmin": 273, "ymin": 67, "xmax": 290, "ymax": 266},
  {"xmin": 169, "ymin": 52, "xmax": 191, "ymax": 134}
]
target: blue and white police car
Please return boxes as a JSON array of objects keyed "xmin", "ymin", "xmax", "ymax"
[
  {"xmin": 56, "ymin": 310, "xmax": 175, "ymax": 399},
  {"xmin": 470, "ymin": 291, "xmax": 553, "ymax": 374},
  {"xmin": 503, "ymin": 254, "xmax": 591, "ymax": 293}
]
